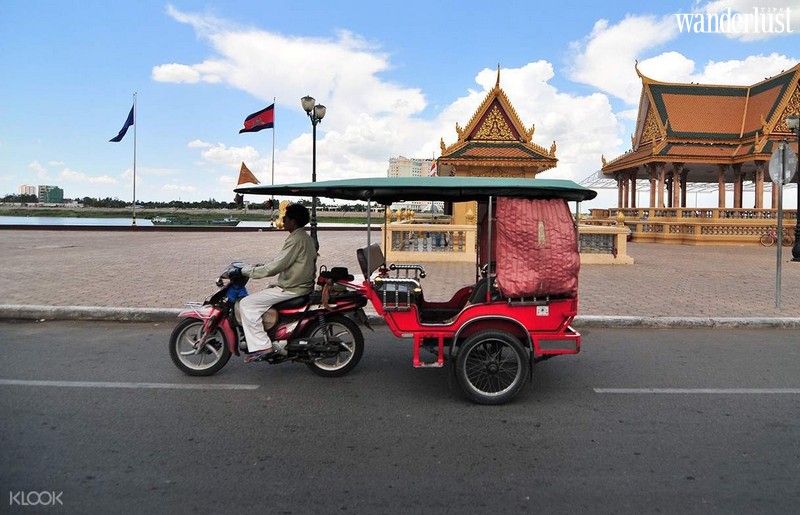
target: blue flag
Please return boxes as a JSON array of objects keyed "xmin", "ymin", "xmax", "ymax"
[{"xmin": 109, "ymin": 105, "xmax": 134, "ymax": 142}]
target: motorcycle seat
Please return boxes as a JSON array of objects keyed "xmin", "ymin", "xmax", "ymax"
[{"xmin": 273, "ymin": 295, "xmax": 309, "ymax": 310}]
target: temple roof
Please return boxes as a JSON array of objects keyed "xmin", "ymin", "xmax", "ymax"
[
  {"xmin": 439, "ymin": 66, "xmax": 557, "ymax": 171},
  {"xmin": 602, "ymin": 63, "xmax": 800, "ymax": 174}
]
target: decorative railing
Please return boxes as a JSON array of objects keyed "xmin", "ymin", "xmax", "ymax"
[
  {"xmin": 626, "ymin": 220, "xmax": 795, "ymax": 244},
  {"xmin": 382, "ymin": 223, "xmax": 477, "ymax": 263},
  {"xmin": 589, "ymin": 207, "xmax": 797, "ymax": 221},
  {"xmin": 382, "ymin": 221, "xmax": 633, "ymax": 264},
  {"xmin": 585, "ymin": 207, "xmax": 798, "ymax": 245}
]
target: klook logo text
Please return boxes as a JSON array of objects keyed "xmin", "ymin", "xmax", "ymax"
[{"xmin": 9, "ymin": 491, "xmax": 64, "ymax": 506}]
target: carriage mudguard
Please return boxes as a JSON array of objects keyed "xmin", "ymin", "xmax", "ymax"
[{"xmin": 495, "ymin": 197, "xmax": 579, "ymax": 298}]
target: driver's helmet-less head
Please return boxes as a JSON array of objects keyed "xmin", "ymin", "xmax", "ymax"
[{"xmin": 284, "ymin": 203, "xmax": 310, "ymax": 227}]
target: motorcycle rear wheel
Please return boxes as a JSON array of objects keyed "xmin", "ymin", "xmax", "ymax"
[
  {"xmin": 169, "ymin": 318, "xmax": 231, "ymax": 376},
  {"xmin": 304, "ymin": 315, "xmax": 364, "ymax": 378}
]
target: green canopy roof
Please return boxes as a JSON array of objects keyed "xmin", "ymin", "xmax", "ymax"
[{"xmin": 235, "ymin": 176, "xmax": 596, "ymax": 204}]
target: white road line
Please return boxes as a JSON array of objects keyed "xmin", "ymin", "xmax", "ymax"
[
  {"xmin": 0, "ymin": 379, "xmax": 259, "ymax": 390},
  {"xmin": 595, "ymin": 388, "xmax": 800, "ymax": 394}
]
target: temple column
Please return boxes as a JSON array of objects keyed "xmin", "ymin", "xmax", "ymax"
[
  {"xmin": 666, "ymin": 173, "xmax": 673, "ymax": 208},
  {"xmin": 648, "ymin": 163, "xmax": 657, "ymax": 208},
  {"xmin": 680, "ymin": 169, "xmax": 689, "ymax": 208},
  {"xmin": 630, "ymin": 168, "xmax": 638, "ymax": 208},
  {"xmin": 657, "ymin": 163, "xmax": 666, "ymax": 208},
  {"xmin": 616, "ymin": 174, "xmax": 624, "ymax": 208},
  {"xmin": 733, "ymin": 164, "xmax": 743, "ymax": 208},
  {"xmin": 672, "ymin": 163, "xmax": 683, "ymax": 209},
  {"xmin": 717, "ymin": 164, "xmax": 728, "ymax": 208},
  {"xmin": 622, "ymin": 171, "xmax": 630, "ymax": 208},
  {"xmin": 754, "ymin": 160, "xmax": 765, "ymax": 209}
]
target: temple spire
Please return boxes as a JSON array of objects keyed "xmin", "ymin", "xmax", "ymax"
[{"xmin": 496, "ymin": 64, "xmax": 501, "ymax": 88}]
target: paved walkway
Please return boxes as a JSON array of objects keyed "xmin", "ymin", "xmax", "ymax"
[{"xmin": 1, "ymin": 229, "xmax": 799, "ymax": 323}]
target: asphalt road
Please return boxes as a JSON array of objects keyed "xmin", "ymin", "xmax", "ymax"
[{"xmin": 1, "ymin": 320, "xmax": 799, "ymax": 514}]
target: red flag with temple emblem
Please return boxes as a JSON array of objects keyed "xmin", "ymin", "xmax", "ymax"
[{"xmin": 239, "ymin": 104, "xmax": 274, "ymax": 134}]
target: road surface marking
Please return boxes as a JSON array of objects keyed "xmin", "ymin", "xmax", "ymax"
[
  {"xmin": 0, "ymin": 379, "xmax": 259, "ymax": 390},
  {"xmin": 595, "ymin": 388, "xmax": 800, "ymax": 394}
]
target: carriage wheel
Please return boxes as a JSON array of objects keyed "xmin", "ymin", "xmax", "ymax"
[{"xmin": 455, "ymin": 329, "xmax": 530, "ymax": 405}]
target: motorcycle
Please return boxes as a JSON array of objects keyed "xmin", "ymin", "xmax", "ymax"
[{"xmin": 169, "ymin": 262, "xmax": 370, "ymax": 377}]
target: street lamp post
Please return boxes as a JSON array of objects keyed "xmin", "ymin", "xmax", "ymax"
[
  {"xmin": 786, "ymin": 114, "xmax": 800, "ymax": 261},
  {"xmin": 301, "ymin": 95, "xmax": 326, "ymax": 251}
]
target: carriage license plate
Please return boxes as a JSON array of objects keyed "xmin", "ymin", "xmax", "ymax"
[{"xmin": 536, "ymin": 305, "xmax": 549, "ymax": 316}]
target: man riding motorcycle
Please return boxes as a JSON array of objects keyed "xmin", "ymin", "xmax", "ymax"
[{"xmin": 238, "ymin": 203, "xmax": 317, "ymax": 362}]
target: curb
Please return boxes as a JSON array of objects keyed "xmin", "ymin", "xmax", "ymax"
[{"xmin": 2, "ymin": 305, "xmax": 800, "ymax": 328}]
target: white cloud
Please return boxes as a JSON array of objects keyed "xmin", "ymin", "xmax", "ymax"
[
  {"xmin": 28, "ymin": 160, "xmax": 49, "ymax": 180},
  {"xmin": 195, "ymin": 142, "xmax": 261, "ymax": 167},
  {"xmin": 569, "ymin": 11, "xmax": 799, "ymax": 105},
  {"xmin": 568, "ymin": 15, "xmax": 677, "ymax": 104},
  {"xmin": 628, "ymin": 51, "xmax": 799, "ymax": 95},
  {"xmin": 163, "ymin": 184, "xmax": 199, "ymax": 192},
  {"xmin": 156, "ymin": 6, "xmax": 426, "ymax": 126},
  {"xmin": 165, "ymin": 7, "xmax": 626, "ymax": 191},
  {"xmin": 152, "ymin": 63, "xmax": 203, "ymax": 84},
  {"xmin": 60, "ymin": 168, "xmax": 118, "ymax": 185}
]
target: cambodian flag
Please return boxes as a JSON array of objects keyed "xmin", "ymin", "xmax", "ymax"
[
  {"xmin": 239, "ymin": 103, "xmax": 275, "ymax": 134},
  {"xmin": 109, "ymin": 105, "xmax": 134, "ymax": 142}
]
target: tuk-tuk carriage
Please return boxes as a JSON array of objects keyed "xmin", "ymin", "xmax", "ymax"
[{"xmin": 236, "ymin": 176, "xmax": 597, "ymax": 404}]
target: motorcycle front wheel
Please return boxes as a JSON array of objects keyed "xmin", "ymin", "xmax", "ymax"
[
  {"xmin": 304, "ymin": 315, "xmax": 364, "ymax": 378},
  {"xmin": 169, "ymin": 318, "xmax": 231, "ymax": 376}
]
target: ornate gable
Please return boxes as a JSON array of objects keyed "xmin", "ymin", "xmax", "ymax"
[
  {"xmin": 640, "ymin": 107, "xmax": 661, "ymax": 146},
  {"xmin": 440, "ymin": 65, "xmax": 556, "ymax": 172},
  {"xmin": 470, "ymin": 101, "xmax": 519, "ymax": 141}
]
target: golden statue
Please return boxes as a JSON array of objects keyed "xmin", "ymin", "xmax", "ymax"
[
  {"xmin": 465, "ymin": 207, "xmax": 476, "ymax": 224},
  {"xmin": 275, "ymin": 200, "xmax": 291, "ymax": 230}
]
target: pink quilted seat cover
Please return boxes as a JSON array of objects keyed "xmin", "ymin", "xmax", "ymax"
[{"xmin": 495, "ymin": 197, "xmax": 579, "ymax": 297}]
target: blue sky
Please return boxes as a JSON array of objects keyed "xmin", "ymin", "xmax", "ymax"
[{"xmin": 1, "ymin": 0, "xmax": 799, "ymax": 208}]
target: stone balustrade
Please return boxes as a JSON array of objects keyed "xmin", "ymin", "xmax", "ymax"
[
  {"xmin": 380, "ymin": 221, "xmax": 633, "ymax": 264},
  {"xmin": 585, "ymin": 208, "xmax": 798, "ymax": 245}
]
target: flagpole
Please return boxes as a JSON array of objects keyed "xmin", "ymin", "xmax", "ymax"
[
  {"xmin": 270, "ymin": 97, "xmax": 276, "ymax": 227},
  {"xmin": 132, "ymin": 92, "xmax": 137, "ymax": 226}
]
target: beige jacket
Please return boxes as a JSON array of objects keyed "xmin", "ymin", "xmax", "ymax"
[{"xmin": 242, "ymin": 228, "xmax": 317, "ymax": 294}]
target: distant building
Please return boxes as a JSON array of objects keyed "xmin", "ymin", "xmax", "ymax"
[
  {"xmin": 387, "ymin": 156, "xmax": 433, "ymax": 178},
  {"xmin": 386, "ymin": 156, "xmax": 438, "ymax": 212},
  {"xmin": 38, "ymin": 185, "xmax": 64, "ymax": 203},
  {"xmin": 18, "ymin": 184, "xmax": 37, "ymax": 196}
]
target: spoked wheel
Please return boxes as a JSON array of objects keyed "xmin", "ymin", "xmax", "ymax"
[
  {"xmin": 760, "ymin": 234, "xmax": 775, "ymax": 247},
  {"xmin": 782, "ymin": 235, "xmax": 794, "ymax": 247},
  {"xmin": 455, "ymin": 329, "xmax": 530, "ymax": 405},
  {"xmin": 305, "ymin": 315, "xmax": 364, "ymax": 378},
  {"xmin": 169, "ymin": 318, "xmax": 231, "ymax": 376}
]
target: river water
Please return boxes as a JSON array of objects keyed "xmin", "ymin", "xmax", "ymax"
[
  {"xmin": 0, "ymin": 216, "xmax": 154, "ymax": 226},
  {"xmin": 0, "ymin": 216, "xmax": 369, "ymax": 228}
]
